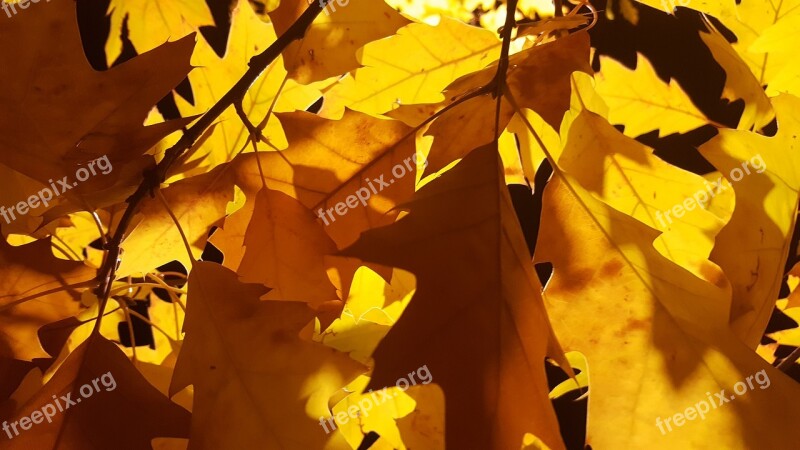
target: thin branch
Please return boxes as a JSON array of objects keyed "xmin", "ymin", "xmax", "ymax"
[
  {"xmin": 89, "ymin": 210, "xmax": 109, "ymax": 247},
  {"xmin": 120, "ymin": 302, "xmax": 138, "ymax": 362},
  {"xmin": 109, "ymin": 283, "xmax": 186, "ymax": 294},
  {"xmin": 146, "ymin": 273, "xmax": 187, "ymax": 312},
  {"xmin": 126, "ymin": 308, "xmax": 178, "ymax": 342},
  {"xmin": 0, "ymin": 279, "xmax": 96, "ymax": 312},
  {"xmin": 157, "ymin": 271, "xmax": 188, "ymax": 279},
  {"xmin": 234, "ymin": 101, "xmax": 268, "ymax": 190},
  {"xmin": 257, "ymin": 73, "xmax": 289, "ymax": 131},
  {"xmin": 493, "ymin": 0, "xmax": 519, "ymax": 139},
  {"xmin": 777, "ymin": 346, "xmax": 800, "ymax": 371},
  {"xmin": 51, "ymin": 236, "xmax": 81, "ymax": 261},
  {"xmin": 156, "ymin": 189, "xmax": 195, "ymax": 266},
  {"xmin": 91, "ymin": 0, "xmax": 334, "ymax": 331}
]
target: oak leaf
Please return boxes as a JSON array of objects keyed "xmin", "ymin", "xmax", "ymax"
[
  {"xmin": 0, "ymin": 238, "xmax": 94, "ymax": 363},
  {"xmin": 698, "ymin": 94, "xmax": 800, "ymax": 347},
  {"xmin": 268, "ymin": 0, "xmax": 411, "ymax": 84},
  {"xmin": 170, "ymin": 262, "xmax": 365, "ymax": 449},
  {"xmin": 342, "ymin": 144, "xmax": 569, "ymax": 450},
  {"xmin": 0, "ymin": 333, "xmax": 190, "ymax": 449},
  {"xmin": 0, "ymin": 0, "xmax": 195, "ymax": 213},
  {"xmin": 595, "ymin": 53, "xmax": 710, "ymax": 137},
  {"xmin": 535, "ymin": 171, "xmax": 800, "ymax": 449}
]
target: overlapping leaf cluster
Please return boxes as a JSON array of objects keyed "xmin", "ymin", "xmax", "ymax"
[{"xmin": 1, "ymin": 0, "xmax": 799, "ymax": 448}]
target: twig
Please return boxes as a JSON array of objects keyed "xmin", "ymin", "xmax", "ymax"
[
  {"xmin": 776, "ymin": 346, "xmax": 800, "ymax": 371},
  {"xmin": 89, "ymin": 210, "xmax": 109, "ymax": 247},
  {"xmin": 0, "ymin": 279, "xmax": 96, "ymax": 312},
  {"xmin": 156, "ymin": 189, "xmax": 196, "ymax": 266},
  {"xmin": 91, "ymin": 0, "xmax": 334, "ymax": 332},
  {"xmin": 493, "ymin": 0, "xmax": 519, "ymax": 138}
]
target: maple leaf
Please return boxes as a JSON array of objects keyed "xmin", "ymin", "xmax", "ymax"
[
  {"xmin": 170, "ymin": 261, "xmax": 365, "ymax": 449},
  {"xmin": 342, "ymin": 144, "xmax": 569, "ymax": 450},
  {"xmin": 314, "ymin": 266, "xmax": 415, "ymax": 366},
  {"xmin": 311, "ymin": 267, "xmax": 429, "ymax": 448},
  {"xmin": 750, "ymin": 10, "xmax": 800, "ymax": 96}
]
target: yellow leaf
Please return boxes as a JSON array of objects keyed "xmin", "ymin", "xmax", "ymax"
[
  {"xmin": 557, "ymin": 73, "xmax": 734, "ymax": 277},
  {"xmin": 316, "ymin": 266, "xmax": 414, "ymax": 365},
  {"xmin": 171, "ymin": 0, "xmax": 322, "ymax": 179},
  {"xmin": 420, "ymin": 31, "xmax": 591, "ymax": 176},
  {"xmin": 686, "ymin": 0, "xmax": 800, "ymax": 97},
  {"xmin": 239, "ymin": 188, "xmax": 338, "ymax": 306},
  {"xmin": 595, "ymin": 53, "xmax": 711, "ymax": 137},
  {"xmin": 767, "ymin": 299, "xmax": 800, "ymax": 347},
  {"xmin": 105, "ymin": 0, "xmax": 214, "ymax": 65},
  {"xmin": 698, "ymin": 94, "xmax": 800, "ymax": 347},
  {"xmin": 170, "ymin": 262, "xmax": 365, "ymax": 449},
  {"xmin": 699, "ymin": 23, "xmax": 774, "ymax": 129},
  {"xmin": 117, "ymin": 167, "xmax": 235, "ymax": 277},
  {"xmin": 536, "ymin": 172, "xmax": 800, "ymax": 449},
  {"xmin": 341, "ymin": 144, "xmax": 569, "ymax": 449},
  {"xmin": 320, "ymin": 17, "xmax": 501, "ymax": 118},
  {"xmin": 268, "ymin": 0, "xmax": 411, "ymax": 84},
  {"xmin": 326, "ymin": 374, "xmax": 416, "ymax": 449},
  {"xmin": 395, "ymin": 383, "xmax": 445, "ymax": 450},
  {"xmin": 750, "ymin": 12, "xmax": 800, "ymax": 96},
  {"xmin": 8, "ymin": 334, "xmax": 191, "ymax": 448},
  {"xmin": 219, "ymin": 110, "xmax": 419, "ymax": 249}
]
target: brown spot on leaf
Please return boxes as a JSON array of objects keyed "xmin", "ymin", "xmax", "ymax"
[
  {"xmin": 600, "ymin": 259, "xmax": 623, "ymax": 278},
  {"xmin": 624, "ymin": 318, "xmax": 648, "ymax": 333},
  {"xmin": 557, "ymin": 267, "xmax": 594, "ymax": 292}
]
